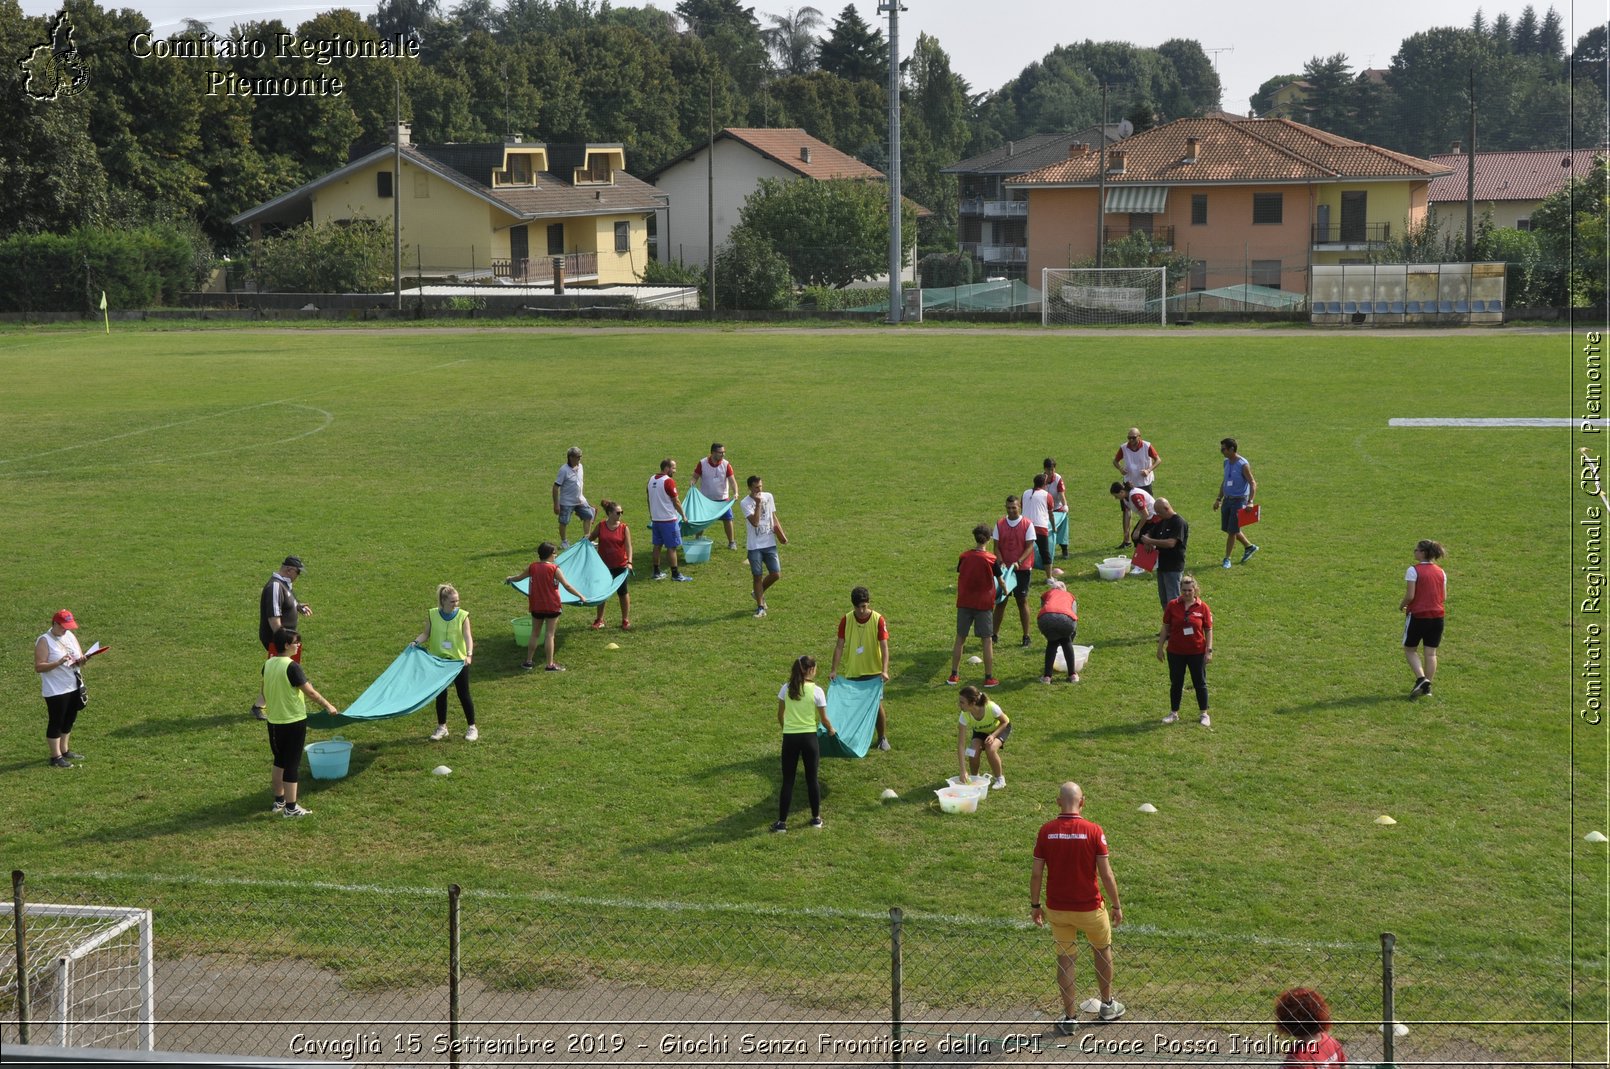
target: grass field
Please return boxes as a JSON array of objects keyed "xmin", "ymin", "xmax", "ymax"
[{"xmin": 0, "ymin": 325, "xmax": 1598, "ymax": 1033}]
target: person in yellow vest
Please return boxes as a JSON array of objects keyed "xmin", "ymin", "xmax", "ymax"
[
  {"xmin": 263, "ymin": 628, "xmax": 339, "ymax": 818},
  {"xmin": 829, "ymin": 586, "xmax": 892, "ymax": 751},
  {"xmin": 414, "ymin": 583, "xmax": 477, "ymax": 742}
]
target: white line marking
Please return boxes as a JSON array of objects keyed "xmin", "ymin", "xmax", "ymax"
[{"xmin": 1389, "ymin": 418, "xmax": 1586, "ymax": 427}]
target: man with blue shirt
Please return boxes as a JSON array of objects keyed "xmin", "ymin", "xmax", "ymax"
[{"xmin": 1213, "ymin": 438, "xmax": 1259, "ymax": 568}]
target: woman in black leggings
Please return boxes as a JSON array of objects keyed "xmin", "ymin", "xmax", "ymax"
[
  {"xmin": 1157, "ymin": 575, "xmax": 1214, "ymax": 727},
  {"xmin": 772, "ymin": 655, "xmax": 834, "ymax": 833}
]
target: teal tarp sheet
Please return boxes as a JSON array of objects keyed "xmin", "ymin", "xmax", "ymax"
[
  {"xmin": 1035, "ymin": 512, "xmax": 1069, "ymax": 566},
  {"xmin": 306, "ymin": 645, "xmax": 464, "ymax": 727},
  {"xmin": 997, "ymin": 565, "xmax": 1017, "ymax": 605},
  {"xmin": 508, "ymin": 540, "xmax": 627, "ymax": 606},
  {"xmin": 680, "ymin": 488, "xmax": 733, "ymax": 536},
  {"xmin": 819, "ymin": 676, "xmax": 883, "ymax": 758}
]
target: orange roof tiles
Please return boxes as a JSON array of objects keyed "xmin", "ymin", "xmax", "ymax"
[
  {"xmin": 1427, "ymin": 148, "xmax": 1603, "ymax": 203},
  {"xmin": 720, "ymin": 128, "xmax": 885, "ymax": 181},
  {"xmin": 1009, "ymin": 117, "xmax": 1449, "ymax": 187}
]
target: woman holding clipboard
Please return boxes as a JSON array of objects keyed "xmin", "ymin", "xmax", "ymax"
[{"xmin": 34, "ymin": 609, "xmax": 104, "ymax": 769}]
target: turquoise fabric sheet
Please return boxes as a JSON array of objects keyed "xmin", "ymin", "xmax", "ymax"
[
  {"xmin": 680, "ymin": 488, "xmax": 733, "ymax": 536},
  {"xmin": 819, "ymin": 676, "xmax": 883, "ymax": 759},
  {"xmin": 305, "ymin": 645, "xmax": 464, "ymax": 728},
  {"xmin": 997, "ymin": 565, "xmax": 1017, "ymax": 604},
  {"xmin": 508, "ymin": 540, "xmax": 628, "ymax": 606}
]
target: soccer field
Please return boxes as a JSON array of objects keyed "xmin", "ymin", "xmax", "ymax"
[{"xmin": 0, "ymin": 325, "xmax": 1595, "ymax": 1047}]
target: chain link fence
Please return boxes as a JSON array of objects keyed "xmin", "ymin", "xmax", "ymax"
[{"xmin": 3, "ymin": 872, "xmax": 1593, "ymax": 1066}]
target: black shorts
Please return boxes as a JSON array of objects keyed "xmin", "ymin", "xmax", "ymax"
[
  {"xmin": 608, "ymin": 565, "xmax": 630, "ymax": 593},
  {"xmin": 529, "ymin": 610, "xmax": 561, "ymax": 621},
  {"xmin": 1403, "ymin": 615, "xmax": 1445, "ymax": 648},
  {"xmin": 972, "ymin": 724, "xmax": 1012, "ymax": 748}
]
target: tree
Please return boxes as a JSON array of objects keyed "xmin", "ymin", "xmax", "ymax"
[
  {"xmin": 1531, "ymin": 155, "xmax": 1608, "ymax": 307},
  {"xmin": 676, "ymin": 0, "xmax": 768, "ymax": 93},
  {"xmin": 253, "ymin": 219, "xmax": 396, "ymax": 292},
  {"xmin": 1156, "ymin": 38, "xmax": 1221, "ymax": 117},
  {"xmin": 1538, "ymin": 7, "xmax": 1565, "ymax": 59},
  {"xmin": 1302, "ymin": 53, "xmax": 1355, "ymax": 133},
  {"xmin": 1513, "ymin": 5, "xmax": 1538, "ymax": 55},
  {"xmin": 738, "ymin": 177, "xmax": 913, "ymax": 288},
  {"xmin": 1491, "ymin": 13, "xmax": 1511, "ymax": 51},
  {"xmin": 712, "ymin": 225, "xmax": 793, "ymax": 308},
  {"xmin": 762, "ymin": 6, "xmax": 823, "ymax": 76},
  {"xmin": 816, "ymin": 4, "xmax": 886, "ymax": 83}
]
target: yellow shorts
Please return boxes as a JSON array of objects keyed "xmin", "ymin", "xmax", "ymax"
[{"xmin": 1045, "ymin": 906, "xmax": 1112, "ymax": 952}]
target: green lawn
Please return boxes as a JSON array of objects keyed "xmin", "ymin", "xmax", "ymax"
[{"xmin": 0, "ymin": 326, "xmax": 1590, "ymax": 1011}]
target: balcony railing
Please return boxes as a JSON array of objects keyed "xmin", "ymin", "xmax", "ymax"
[
  {"xmin": 960, "ymin": 196, "xmax": 986, "ymax": 216},
  {"xmin": 979, "ymin": 244, "xmax": 1028, "ymax": 263},
  {"xmin": 1312, "ymin": 222, "xmax": 1391, "ymax": 245},
  {"xmin": 491, "ymin": 251, "xmax": 599, "ymax": 283},
  {"xmin": 1103, "ymin": 225, "xmax": 1175, "ymax": 248},
  {"xmin": 982, "ymin": 199, "xmax": 1029, "ymax": 219}
]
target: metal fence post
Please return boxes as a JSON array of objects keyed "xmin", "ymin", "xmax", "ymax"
[
  {"xmin": 889, "ymin": 907, "xmax": 903, "ymax": 1069},
  {"xmin": 1380, "ymin": 932, "xmax": 1396, "ymax": 1068},
  {"xmin": 449, "ymin": 884, "xmax": 462, "ymax": 1069},
  {"xmin": 11, "ymin": 871, "xmax": 28, "ymax": 1044}
]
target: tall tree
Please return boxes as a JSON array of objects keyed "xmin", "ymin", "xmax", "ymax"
[
  {"xmin": 1156, "ymin": 38, "xmax": 1222, "ymax": 117},
  {"xmin": 902, "ymin": 32, "xmax": 972, "ymax": 249},
  {"xmin": 1491, "ymin": 13, "xmax": 1511, "ymax": 51},
  {"xmin": 762, "ymin": 6, "xmax": 823, "ymax": 76},
  {"xmin": 1512, "ymin": 5, "xmax": 1538, "ymax": 55},
  {"xmin": 816, "ymin": 4, "xmax": 887, "ymax": 83},
  {"xmin": 1302, "ymin": 53, "xmax": 1356, "ymax": 133},
  {"xmin": 675, "ymin": 0, "xmax": 768, "ymax": 93},
  {"xmin": 1538, "ymin": 7, "xmax": 1565, "ymax": 60}
]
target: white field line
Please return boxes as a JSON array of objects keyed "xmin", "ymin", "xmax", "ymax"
[
  {"xmin": 35, "ymin": 869, "xmax": 1426, "ymax": 954},
  {"xmin": 1388, "ymin": 417, "xmax": 1586, "ymax": 427}
]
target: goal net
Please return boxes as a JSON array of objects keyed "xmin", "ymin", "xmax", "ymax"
[
  {"xmin": 2, "ymin": 903, "xmax": 154, "ymax": 1050},
  {"xmin": 1042, "ymin": 267, "xmax": 1166, "ymax": 326}
]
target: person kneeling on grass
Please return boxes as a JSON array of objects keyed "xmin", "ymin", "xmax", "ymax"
[
  {"xmin": 263, "ymin": 628, "xmax": 340, "ymax": 818},
  {"xmin": 774, "ymin": 655, "xmax": 834, "ymax": 833},
  {"xmin": 957, "ymin": 685, "xmax": 1010, "ymax": 790},
  {"xmin": 508, "ymin": 542, "xmax": 583, "ymax": 672}
]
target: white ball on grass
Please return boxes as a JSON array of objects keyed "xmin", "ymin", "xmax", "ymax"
[{"xmin": 432, "ymin": 765, "xmax": 452, "ymax": 776}]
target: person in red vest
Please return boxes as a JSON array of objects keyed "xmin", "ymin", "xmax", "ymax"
[
  {"xmin": 1399, "ymin": 539, "xmax": 1447, "ymax": 700},
  {"xmin": 947, "ymin": 524, "xmax": 1003, "ymax": 687}
]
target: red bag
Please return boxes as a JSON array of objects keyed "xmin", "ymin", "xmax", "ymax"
[
  {"xmin": 1130, "ymin": 543, "xmax": 1158, "ymax": 572},
  {"xmin": 1237, "ymin": 503, "xmax": 1261, "ymax": 527}
]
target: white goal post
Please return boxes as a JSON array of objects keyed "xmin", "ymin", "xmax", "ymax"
[
  {"xmin": 1042, "ymin": 267, "xmax": 1167, "ymax": 326},
  {"xmin": 4, "ymin": 903, "xmax": 154, "ymax": 1051}
]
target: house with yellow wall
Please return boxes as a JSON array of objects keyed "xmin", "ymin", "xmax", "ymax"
[
  {"xmin": 1008, "ymin": 116, "xmax": 1449, "ymax": 296},
  {"xmin": 232, "ymin": 124, "xmax": 663, "ymax": 287}
]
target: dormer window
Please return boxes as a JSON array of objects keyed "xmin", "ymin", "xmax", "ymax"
[{"xmin": 495, "ymin": 152, "xmax": 542, "ymax": 187}]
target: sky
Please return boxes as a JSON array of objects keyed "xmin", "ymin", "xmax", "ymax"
[{"xmin": 19, "ymin": 0, "xmax": 1606, "ymax": 116}]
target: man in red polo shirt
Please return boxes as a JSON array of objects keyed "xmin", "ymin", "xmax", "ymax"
[
  {"xmin": 947, "ymin": 524, "xmax": 1002, "ymax": 687},
  {"xmin": 1031, "ymin": 781, "xmax": 1125, "ymax": 1034}
]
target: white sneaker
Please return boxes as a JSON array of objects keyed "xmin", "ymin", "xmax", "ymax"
[
  {"xmin": 464, "ymin": 725, "xmax": 479, "ymax": 741},
  {"xmin": 877, "ymin": 738, "xmax": 891, "ymax": 751},
  {"xmin": 992, "ymin": 776, "xmax": 1005, "ymax": 789},
  {"xmin": 727, "ymin": 541, "xmax": 737, "ymax": 550},
  {"xmin": 1162, "ymin": 711, "xmax": 1180, "ymax": 724},
  {"xmin": 560, "ymin": 539, "xmax": 570, "ymax": 549},
  {"xmin": 1199, "ymin": 713, "xmax": 1212, "ymax": 727},
  {"xmin": 1099, "ymin": 999, "xmax": 1126, "ymax": 1021},
  {"xmin": 429, "ymin": 724, "xmax": 449, "ymax": 741}
]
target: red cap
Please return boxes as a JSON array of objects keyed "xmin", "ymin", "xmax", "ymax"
[{"xmin": 53, "ymin": 610, "xmax": 78, "ymax": 630}]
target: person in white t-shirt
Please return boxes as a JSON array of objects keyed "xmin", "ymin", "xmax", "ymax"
[
  {"xmin": 692, "ymin": 442, "xmax": 740, "ymax": 550},
  {"xmin": 647, "ymin": 458, "xmax": 692, "ymax": 582},
  {"xmin": 1021, "ymin": 473, "xmax": 1054, "ymax": 584},
  {"xmin": 741, "ymin": 474, "xmax": 789, "ymax": 617},
  {"xmin": 552, "ymin": 446, "xmax": 595, "ymax": 548},
  {"xmin": 1112, "ymin": 429, "xmax": 1161, "ymax": 548}
]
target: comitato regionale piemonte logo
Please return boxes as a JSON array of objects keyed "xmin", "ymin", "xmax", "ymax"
[{"xmin": 19, "ymin": 8, "xmax": 88, "ymax": 101}]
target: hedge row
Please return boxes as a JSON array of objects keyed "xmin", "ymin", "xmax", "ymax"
[{"xmin": 0, "ymin": 226, "xmax": 208, "ymax": 313}]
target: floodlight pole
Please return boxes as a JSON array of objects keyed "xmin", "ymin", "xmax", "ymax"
[
  {"xmin": 880, "ymin": 0, "xmax": 904, "ymax": 324},
  {"xmin": 1465, "ymin": 65, "xmax": 1476, "ymax": 262},
  {"xmin": 708, "ymin": 71, "xmax": 716, "ymax": 318}
]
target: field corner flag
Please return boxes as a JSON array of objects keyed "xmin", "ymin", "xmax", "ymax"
[{"xmin": 99, "ymin": 290, "xmax": 109, "ymax": 334}]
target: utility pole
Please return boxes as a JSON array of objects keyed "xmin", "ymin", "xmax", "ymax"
[
  {"xmin": 708, "ymin": 72, "xmax": 716, "ymax": 318},
  {"xmin": 879, "ymin": 0, "xmax": 905, "ymax": 324},
  {"xmin": 1097, "ymin": 82, "xmax": 1109, "ymax": 270},
  {"xmin": 1465, "ymin": 65, "xmax": 1477, "ymax": 262},
  {"xmin": 393, "ymin": 76, "xmax": 402, "ymax": 311}
]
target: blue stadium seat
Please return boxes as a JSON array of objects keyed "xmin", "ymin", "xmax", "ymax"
[
  {"xmin": 1374, "ymin": 301, "xmax": 1392, "ymax": 313},
  {"xmin": 1342, "ymin": 301, "xmax": 1358, "ymax": 314},
  {"xmin": 1454, "ymin": 300, "xmax": 1469, "ymax": 314},
  {"xmin": 1405, "ymin": 301, "xmax": 1422, "ymax": 313},
  {"xmin": 1438, "ymin": 301, "xmax": 1455, "ymax": 313},
  {"xmin": 1389, "ymin": 301, "xmax": 1405, "ymax": 314}
]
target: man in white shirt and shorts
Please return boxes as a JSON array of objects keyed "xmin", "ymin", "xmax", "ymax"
[{"xmin": 692, "ymin": 442, "xmax": 740, "ymax": 550}]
